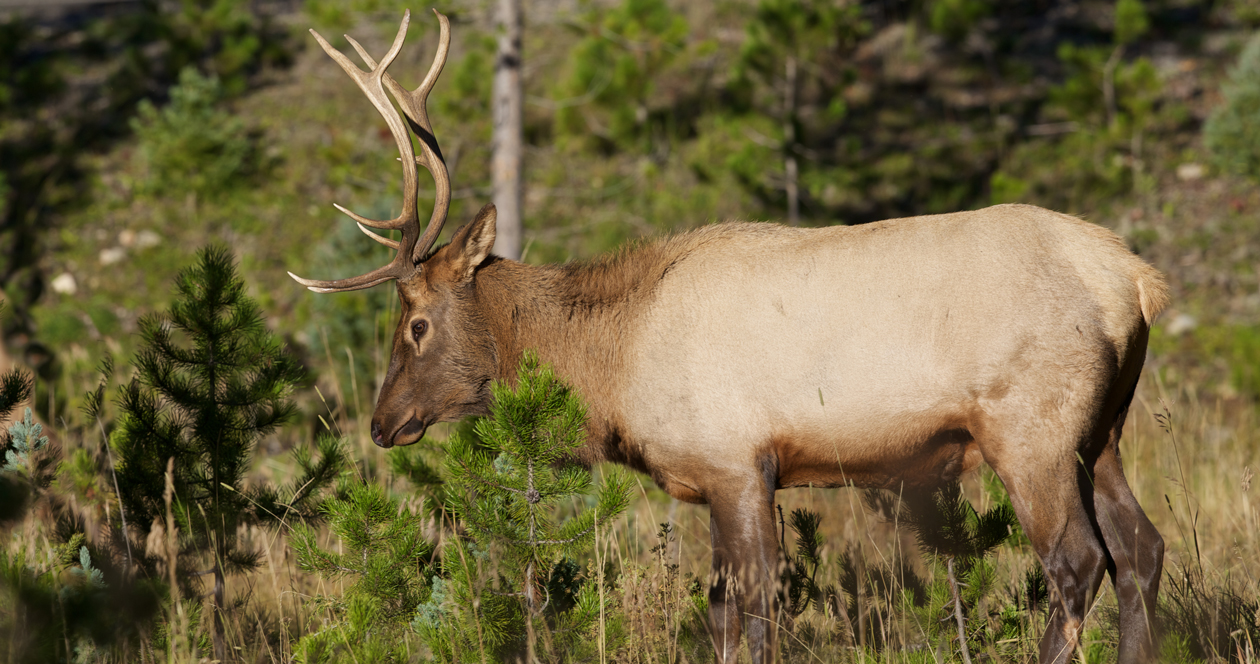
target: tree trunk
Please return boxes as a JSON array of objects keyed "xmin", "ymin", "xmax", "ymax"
[
  {"xmin": 1102, "ymin": 44, "xmax": 1123, "ymax": 128},
  {"xmin": 212, "ymin": 558, "xmax": 226, "ymax": 662},
  {"xmin": 783, "ymin": 55, "xmax": 800, "ymax": 226},
  {"xmin": 492, "ymin": 0, "xmax": 524, "ymax": 261}
]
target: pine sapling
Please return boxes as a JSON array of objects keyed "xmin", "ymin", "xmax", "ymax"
[
  {"xmin": 898, "ymin": 481, "xmax": 1018, "ymax": 663},
  {"xmin": 2, "ymin": 407, "xmax": 47, "ymax": 474},
  {"xmin": 425, "ymin": 351, "xmax": 632, "ymax": 662},
  {"xmin": 0, "ymin": 345, "xmax": 38, "ymax": 526},
  {"xmin": 111, "ymin": 246, "xmax": 338, "ymax": 661},
  {"xmin": 291, "ymin": 480, "xmax": 434, "ymax": 664},
  {"xmin": 1, "ymin": 403, "xmax": 61, "ymax": 528}
]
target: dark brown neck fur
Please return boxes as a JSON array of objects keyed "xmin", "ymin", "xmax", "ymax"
[{"xmin": 470, "ymin": 231, "xmax": 712, "ymax": 467}]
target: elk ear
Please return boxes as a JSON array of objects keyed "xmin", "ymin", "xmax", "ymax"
[{"xmin": 446, "ymin": 203, "xmax": 497, "ymax": 281}]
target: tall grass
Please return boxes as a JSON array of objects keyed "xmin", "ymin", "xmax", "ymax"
[{"xmin": 4, "ymin": 337, "xmax": 1259, "ymax": 664}]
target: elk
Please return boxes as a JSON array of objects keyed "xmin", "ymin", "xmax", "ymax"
[{"xmin": 292, "ymin": 11, "xmax": 1168, "ymax": 664}]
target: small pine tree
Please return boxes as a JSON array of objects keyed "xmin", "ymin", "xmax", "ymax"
[
  {"xmin": 0, "ymin": 537, "xmax": 116, "ymax": 664},
  {"xmin": 111, "ymin": 246, "xmax": 329, "ymax": 661},
  {"xmin": 0, "ymin": 316, "xmax": 33, "ymax": 526},
  {"xmin": 831, "ymin": 526, "xmax": 926, "ymax": 651},
  {"xmin": 420, "ymin": 352, "xmax": 633, "ymax": 662},
  {"xmin": 725, "ymin": 0, "xmax": 867, "ymax": 224},
  {"xmin": 1, "ymin": 403, "xmax": 60, "ymax": 529},
  {"xmin": 779, "ymin": 507, "xmax": 830, "ymax": 620},
  {"xmin": 2, "ymin": 407, "xmax": 48, "ymax": 474},
  {"xmin": 0, "ymin": 377, "xmax": 163, "ymax": 662},
  {"xmin": 0, "ymin": 358, "xmax": 31, "ymax": 424},
  {"xmin": 553, "ymin": 0, "xmax": 689, "ymax": 153},
  {"xmin": 898, "ymin": 481, "xmax": 1019, "ymax": 664},
  {"xmin": 290, "ymin": 481, "xmax": 435, "ymax": 664}
]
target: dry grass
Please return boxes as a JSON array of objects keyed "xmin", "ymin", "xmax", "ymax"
[{"xmin": 4, "ymin": 354, "xmax": 1260, "ymax": 663}]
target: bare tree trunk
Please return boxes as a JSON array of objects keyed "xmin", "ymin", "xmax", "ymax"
[
  {"xmin": 213, "ymin": 555, "xmax": 226, "ymax": 662},
  {"xmin": 1102, "ymin": 44, "xmax": 1123, "ymax": 128},
  {"xmin": 492, "ymin": 0, "xmax": 524, "ymax": 260},
  {"xmin": 164, "ymin": 459, "xmax": 188, "ymax": 662},
  {"xmin": 783, "ymin": 55, "xmax": 799, "ymax": 226}
]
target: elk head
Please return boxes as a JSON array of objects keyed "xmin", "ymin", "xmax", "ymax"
[{"xmin": 290, "ymin": 10, "xmax": 499, "ymax": 448}]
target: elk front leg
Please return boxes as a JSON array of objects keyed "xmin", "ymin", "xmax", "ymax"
[{"xmin": 707, "ymin": 463, "xmax": 780, "ymax": 664}]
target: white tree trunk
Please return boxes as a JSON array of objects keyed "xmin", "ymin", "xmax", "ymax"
[{"xmin": 492, "ymin": 0, "xmax": 524, "ymax": 260}]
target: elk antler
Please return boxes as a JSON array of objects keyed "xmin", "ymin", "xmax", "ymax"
[{"xmin": 289, "ymin": 9, "xmax": 452, "ymax": 293}]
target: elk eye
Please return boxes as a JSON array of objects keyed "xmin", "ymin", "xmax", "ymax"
[{"xmin": 411, "ymin": 319, "xmax": 428, "ymax": 342}]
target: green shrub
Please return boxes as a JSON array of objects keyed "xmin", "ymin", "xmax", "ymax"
[
  {"xmin": 1205, "ymin": 33, "xmax": 1260, "ymax": 180},
  {"xmin": 130, "ymin": 67, "xmax": 256, "ymax": 197},
  {"xmin": 553, "ymin": 0, "xmax": 689, "ymax": 153},
  {"xmin": 291, "ymin": 481, "xmax": 434, "ymax": 664},
  {"xmin": 928, "ymin": 0, "xmax": 992, "ymax": 42},
  {"xmin": 423, "ymin": 352, "xmax": 633, "ymax": 662}
]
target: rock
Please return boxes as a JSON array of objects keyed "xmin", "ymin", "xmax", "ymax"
[
  {"xmin": 50, "ymin": 272, "xmax": 77, "ymax": 295},
  {"xmin": 1176, "ymin": 163, "xmax": 1205, "ymax": 181},
  {"xmin": 1166, "ymin": 313, "xmax": 1197, "ymax": 336},
  {"xmin": 99, "ymin": 247, "xmax": 126, "ymax": 265},
  {"xmin": 136, "ymin": 230, "xmax": 161, "ymax": 248}
]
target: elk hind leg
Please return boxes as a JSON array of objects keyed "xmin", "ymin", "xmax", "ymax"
[
  {"xmin": 1092, "ymin": 407, "xmax": 1163, "ymax": 664},
  {"xmin": 985, "ymin": 430, "xmax": 1109, "ymax": 664}
]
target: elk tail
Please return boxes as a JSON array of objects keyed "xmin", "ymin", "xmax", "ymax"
[{"xmin": 1135, "ymin": 262, "xmax": 1170, "ymax": 327}]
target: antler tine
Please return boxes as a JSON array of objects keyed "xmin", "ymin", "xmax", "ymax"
[
  {"xmin": 345, "ymin": 35, "xmax": 378, "ymax": 69},
  {"xmin": 293, "ymin": 10, "xmax": 436, "ymax": 292},
  {"xmin": 307, "ymin": 14, "xmax": 417, "ymax": 235},
  {"xmin": 287, "ymin": 266, "xmax": 399, "ymax": 293},
  {"xmin": 357, "ymin": 222, "xmax": 400, "ymax": 250},
  {"xmin": 380, "ymin": 9, "xmax": 452, "ymax": 264}
]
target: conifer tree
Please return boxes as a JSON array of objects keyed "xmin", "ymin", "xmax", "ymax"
[
  {"xmin": 419, "ymin": 352, "xmax": 633, "ymax": 662},
  {"xmin": 111, "ymin": 246, "xmax": 330, "ymax": 662},
  {"xmin": 897, "ymin": 481, "xmax": 1018, "ymax": 664},
  {"xmin": 779, "ymin": 507, "xmax": 836, "ymax": 621},
  {"xmin": 0, "ymin": 354, "xmax": 33, "ymax": 526},
  {"xmin": 1205, "ymin": 32, "xmax": 1260, "ymax": 180},
  {"xmin": 130, "ymin": 67, "xmax": 257, "ymax": 196},
  {"xmin": 290, "ymin": 481, "xmax": 434, "ymax": 664},
  {"xmin": 728, "ymin": 0, "xmax": 866, "ymax": 224},
  {"xmin": 554, "ymin": 0, "xmax": 688, "ymax": 154}
]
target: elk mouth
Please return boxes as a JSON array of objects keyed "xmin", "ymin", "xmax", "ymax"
[{"xmin": 372, "ymin": 415, "xmax": 429, "ymax": 449}]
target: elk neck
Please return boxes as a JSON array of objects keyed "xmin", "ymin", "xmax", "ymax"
[{"xmin": 469, "ymin": 242, "xmax": 684, "ymax": 468}]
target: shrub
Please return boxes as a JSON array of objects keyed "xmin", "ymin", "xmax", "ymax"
[
  {"xmin": 291, "ymin": 481, "xmax": 434, "ymax": 664},
  {"xmin": 111, "ymin": 245, "xmax": 339, "ymax": 661},
  {"xmin": 1205, "ymin": 33, "xmax": 1260, "ymax": 180},
  {"xmin": 422, "ymin": 352, "xmax": 633, "ymax": 662},
  {"xmin": 130, "ymin": 67, "xmax": 256, "ymax": 197},
  {"xmin": 0, "ymin": 362, "xmax": 32, "ymax": 526}
]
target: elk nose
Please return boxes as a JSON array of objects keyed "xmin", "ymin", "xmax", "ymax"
[{"xmin": 370, "ymin": 421, "xmax": 389, "ymax": 448}]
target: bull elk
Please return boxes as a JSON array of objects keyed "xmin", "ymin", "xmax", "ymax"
[{"xmin": 292, "ymin": 11, "xmax": 1168, "ymax": 664}]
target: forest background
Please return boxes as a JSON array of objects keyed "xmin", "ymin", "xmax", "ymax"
[{"xmin": 3, "ymin": 0, "xmax": 1260, "ymax": 661}]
